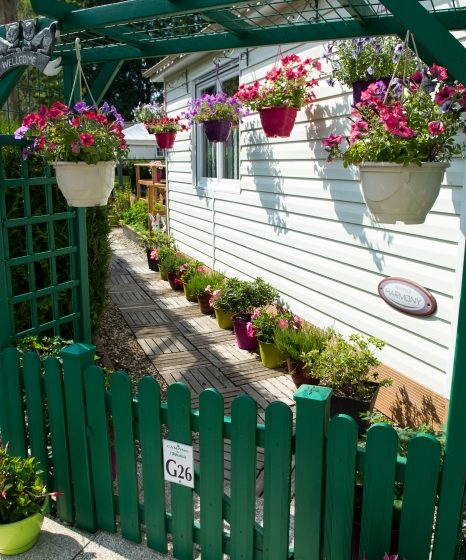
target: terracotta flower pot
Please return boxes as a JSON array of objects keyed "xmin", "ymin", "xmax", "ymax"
[
  {"xmin": 287, "ymin": 359, "xmax": 320, "ymax": 388},
  {"xmin": 232, "ymin": 313, "xmax": 258, "ymax": 350},
  {"xmin": 155, "ymin": 132, "xmax": 176, "ymax": 149},
  {"xmin": 198, "ymin": 292, "xmax": 214, "ymax": 314},
  {"xmin": 167, "ymin": 271, "xmax": 183, "ymax": 290},
  {"xmin": 203, "ymin": 120, "xmax": 232, "ymax": 142},
  {"xmin": 259, "ymin": 107, "xmax": 298, "ymax": 137}
]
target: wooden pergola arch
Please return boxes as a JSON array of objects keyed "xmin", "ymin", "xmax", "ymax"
[{"xmin": 2, "ymin": 1, "xmax": 466, "ymax": 557}]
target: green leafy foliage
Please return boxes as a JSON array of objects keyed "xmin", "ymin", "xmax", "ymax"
[
  {"xmin": 15, "ymin": 335, "xmax": 74, "ymax": 360},
  {"xmin": 211, "ymin": 277, "xmax": 278, "ymax": 313},
  {"xmin": 178, "ymin": 260, "xmax": 205, "ymax": 284},
  {"xmin": 250, "ymin": 308, "xmax": 297, "ymax": 344},
  {"xmin": 304, "ymin": 332, "xmax": 391, "ymax": 399},
  {"xmin": 157, "ymin": 247, "xmax": 185, "ymax": 274},
  {"xmin": 274, "ymin": 324, "xmax": 330, "ymax": 362},
  {"xmin": 186, "ymin": 270, "xmax": 225, "ymax": 297},
  {"xmin": 119, "ymin": 199, "xmax": 149, "ymax": 232},
  {"xmin": 0, "ymin": 446, "xmax": 48, "ymax": 524}
]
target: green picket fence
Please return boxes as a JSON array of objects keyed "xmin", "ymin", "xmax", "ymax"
[{"xmin": 0, "ymin": 343, "xmax": 452, "ymax": 559}]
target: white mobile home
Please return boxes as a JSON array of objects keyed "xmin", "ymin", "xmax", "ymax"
[{"xmin": 145, "ymin": 42, "xmax": 466, "ymax": 426}]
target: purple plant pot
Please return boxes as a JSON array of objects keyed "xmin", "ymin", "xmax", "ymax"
[
  {"xmin": 203, "ymin": 120, "xmax": 232, "ymax": 143},
  {"xmin": 232, "ymin": 313, "xmax": 258, "ymax": 350}
]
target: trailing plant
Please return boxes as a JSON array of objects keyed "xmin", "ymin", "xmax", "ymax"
[
  {"xmin": 274, "ymin": 323, "xmax": 330, "ymax": 363},
  {"xmin": 303, "ymin": 332, "xmax": 390, "ymax": 400},
  {"xmin": 0, "ymin": 445, "xmax": 53, "ymax": 524},
  {"xmin": 187, "ymin": 270, "xmax": 225, "ymax": 297},
  {"xmin": 235, "ymin": 54, "xmax": 321, "ymax": 110},
  {"xmin": 322, "ymin": 37, "xmax": 417, "ymax": 88},
  {"xmin": 184, "ymin": 92, "xmax": 248, "ymax": 124}
]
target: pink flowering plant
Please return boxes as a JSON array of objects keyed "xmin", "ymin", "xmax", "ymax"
[
  {"xmin": 234, "ymin": 54, "xmax": 321, "ymax": 111},
  {"xmin": 323, "ymin": 65, "xmax": 466, "ymax": 166},
  {"xmin": 184, "ymin": 92, "xmax": 248, "ymax": 125},
  {"xmin": 179, "ymin": 260, "xmax": 206, "ymax": 284},
  {"xmin": 248, "ymin": 307, "xmax": 302, "ymax": 343},
  {"xmin": 15, "ymin": 100, "xmax": 128, "ymax": 164}
]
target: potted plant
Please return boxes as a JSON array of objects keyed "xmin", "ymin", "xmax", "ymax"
[
  {"xmin": 186, "ymin": 270, "xmax": 225, "ymax": 314},
  {"xmin": 184, "ymin": 92, "xmax": 248, "ymax": 143},
  {"xmin": 158, "ymin": 248, "xmax": 185, "ymax": 290},
  {"xmin": 15, "ymin": 100, "xmax": 128, "ymax": 207},
  {"xmin": 323, "ymin": 65, "xmax": 466, "ymax": 224},
  {"xmin": 322, "ymin": 37, "xmax": 416, "ymax": 104},
  {"xmin": 178, "ymin": 260, "xmax": 206, "ymax": 301},
  {"xmin": 0, "ymin": 444, "xmax": 54, "ymax": 555},
  {"xmin": 235, "ymin": 54, "xmax": 321, "ymax": 137},
  {"xmin": 249, "ymin": 307, "xmax": 291, "ymax": 368},
  {"xmin": 303, "ymin": 332, "xmax": 391, "ymax": 432},
  {"xmin": 137, "ymin": 230, "xmax": 174, "ymax": 272},
  {"xmin": 133, "ymin": 101, "xmax": 188, "ymax": 149},
  {"xmin": 230, "ymin": 278, "xmax": 279, "ymax": 350},
  {"xmin": 274, "ymin": 322, "xmax": 330, "ymax": 386}
]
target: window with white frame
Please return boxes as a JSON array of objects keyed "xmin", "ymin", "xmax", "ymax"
[{"xmin": 195, "ymin": 65, "xmax": 240, "ymax": 192}]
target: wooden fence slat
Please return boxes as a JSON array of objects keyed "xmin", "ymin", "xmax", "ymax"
[
  {"xmin": 199, "ymin": 389, "xmax": 225, "ymax": 560},
  {"xmin": 398, "ymin": 434, "xmax": 441, "ymax": 560},
  {"xmin": 0, "ymin": 348, "xmax": 26, "ymax": 457},
  {"xmin": 44, "ymin": 356, "xmax": 74, "ymax": 523},
  {"xmin": 84, "ymin": 365, "xmax": 116, "ymax": 533},
  {"xmin": 359, "ymin": 423, "xmax": 398, "ymax": 560},
  {"xmin": 111, "ymin": 370, "xmax": 141, "ymax": 543},
  {"xmin": 293, "ymin": 386, "xmax": 332, "ymax": 560},
  {"xmin": 324, "ymin": 415, "xmax": 358, "ymax": 560},
  {"xmin": 262, "ymin": 401, "xmax": 293, "ymax": 560},
  {"xmin": 230, "ymin": 394, "xmax": 257, "ymax": 560},
  {"xmin": 138, "ymin": 376, "xmax": 167, "ymax": 553},
  {"xmin": 23, "ymin": 352, "xmax": 50, "ymax": 509},
  {"xmin": 167, "ymin": 382, "xmax": 194, "ymax": 560},
  {"xmin": 61, "ymin": 344, "xmax": 96, "ymax": 531}
]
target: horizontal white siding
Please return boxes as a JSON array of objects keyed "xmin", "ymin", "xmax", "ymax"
[{"xmin": 163, "ymin": 43, "xmax": 465, "ymax": 398}]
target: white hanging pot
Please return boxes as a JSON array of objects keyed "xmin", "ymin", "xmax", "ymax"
[
  {"xmin": 358, "ymin": 161, "xmax": 448, "ymax": 225},
  {"xmin": 52, "ymin": 161, "xmax": 116, "ymax": 207}
]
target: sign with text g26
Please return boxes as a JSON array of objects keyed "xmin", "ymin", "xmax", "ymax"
[{"xmin": 162, "ymin": 439, "xmax": 194, "ymax": 488}]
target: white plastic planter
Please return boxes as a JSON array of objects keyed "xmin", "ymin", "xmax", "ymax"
[
  {"xmin": 52, "ymin": 161, "xmax": 116, "ymax": 207},
  {"xmin": 358, "ymin": 161, "xmax": 448, "ymax": 225}
]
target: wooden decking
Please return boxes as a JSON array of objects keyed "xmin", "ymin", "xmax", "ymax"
[{"xmin": 109, "ymin": 232, "xmax": 297, "ymax": 494}]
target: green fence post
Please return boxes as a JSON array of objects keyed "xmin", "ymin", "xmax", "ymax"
[
  {"xmin": 61, "ymin": 342, "xmax": 97, "ymax": 531},
  {"xmin": 293, "ymin": 385, "xmax": 332, "ymax": 560}
]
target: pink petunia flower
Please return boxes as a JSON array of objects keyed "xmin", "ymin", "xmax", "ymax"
[
  {"xmin": 322, "ymin": 134, "xmax": 343, "ymax": 148},
  {"xmin": 79, "ymin": 133, "xmax": 94, "ymax": 146},
  {"xmin": 276, "ymin": 318, "xmax": 289, "ymax": 329},
  {"xmin": 246, "ymin": 322, "xmax": 255, "ymax": 337},
  {"xmin": 428, "ymin": 120, "xmax": 445, "ymax": 135}
]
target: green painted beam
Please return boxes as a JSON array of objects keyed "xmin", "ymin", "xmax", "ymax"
[
  {"xmin": 378, "ymin": 0, "xmax": 466, "ymax": 84},
  {"xmin": 54, "ymin": 16, "xmax": 407, "ymax": 63},
  {"xmin": 32, "ymin": 0, "xmax": 255, "ymax": 31},
  {"xmin": 203, "ymin": 9, "xmax": 251, "ymax": 35},
  {"xmin": 333, "ymin": 0, "xmax": 377, "ymax": 22},
  {"xmin": 0, "ymin": 68, "xmax": 26, "ymax": 108},
  {"xmin": 84, "ymin": 60, "xmax": 124, "ymax": 106}
]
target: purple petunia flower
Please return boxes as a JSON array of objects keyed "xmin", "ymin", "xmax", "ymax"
[
  {"xmin": 14, "ymin": 125, "xmax": 28, "ymax": 139},
  {"xmin": 74, "ymin": 101, "xmax": 89, "ymax": 113}
]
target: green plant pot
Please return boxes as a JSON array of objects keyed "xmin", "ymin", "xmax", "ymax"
[
  {"xmin": 0, "ymin": 507, "xmax": 46, "ymax": 555},
  {"xmin": 184, "ymin": 284, "xmax": 198, "ymax": 302},
  {"xmin": 258, "ymin": 341, "xmax": 286, "ymax": 369},
  {"xmin": 159, "ymin": 266, "xmax": 168, "ymax": 281},
  {"xmin": 215, "ymin": 308, "xmax": 233, "ymax": 329}
]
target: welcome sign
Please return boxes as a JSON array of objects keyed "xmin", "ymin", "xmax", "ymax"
[
  {"xmin": 378, "ymin": 277, "xmax": 437, "ymax": 316},
  {"xmin": 0, "ymin": 19, "xmax": 61, "ymax": 78}
]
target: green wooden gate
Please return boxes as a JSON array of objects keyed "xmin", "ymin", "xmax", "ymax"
[
  {"xmin": 0, "ymin": 135, "xmax": 91, "ymax": 348},
  {"xmin": 0, "ymin": 343, "xmax": 451, "ymax": 560}
]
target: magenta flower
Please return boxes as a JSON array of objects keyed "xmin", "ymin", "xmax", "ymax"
[
  {"xmin": 79, "ymin": 133, "xmax": 94, "ymax": 146},
  {"xmin": 435, "ymin": 86, "xmax": 455, "ymax": 105},
  {"xmin": 428, "ymin": 120, "xmax": 445, "ymax": 135},
  {"xmin": 71, "ymin": 141, "xmax": 80, "ymax": 154},
  {"xmin": 429, "ymin": 64, "xmax": 448, "ymax": 81},
  {"xmin": 150, "ymin": 248, "xmax": 158, "ymax": 260},
  {"xmin": 197, "ymin": 266, "xmax": 206, "ymax": 273},
  {"xmin": 322, "ymin": 134, "xmax": 343, "ymax": 148},
  {"xmin": 276, "ymin": 318, "xmax": 289, "ymax": 329},
  {"xmin": 246, "ymin": 322, "xmax": 255, "ymax": 338},
  {"xmin": 251, "ymin": 308, "xmax": 261, "ymax": 320}
]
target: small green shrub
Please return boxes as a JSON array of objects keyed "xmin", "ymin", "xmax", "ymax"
[
  {"xmin": 187, "ymin": 270, "xmax": 225, "ymax": 297},
  {"xmin": 274, "ymin": 324, "xmax": 330, "ymax": 362},
  {"xmin": 0, "ymin": 445, "xmax": 48, "ymax": 524},
  {"xmin": 212, "ymin": 277, "xmax": 278, "ymax": 314},
  {"xmin": 120, "ymin": 199, "xmax": 149, "ymax": 232}
]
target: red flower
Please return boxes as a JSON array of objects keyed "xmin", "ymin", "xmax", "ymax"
[
  {"xmin": 79, "ymin": 133, "xmax": 95, "ymax": 146},
  {"xmin": 428, "ymin": 121, "xmax": 445, "ymax": 135}
]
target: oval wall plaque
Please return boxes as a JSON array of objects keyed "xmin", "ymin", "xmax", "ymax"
[{"xmin": 378, "ymin": 277, "xmax": 437, "ymax": 316}]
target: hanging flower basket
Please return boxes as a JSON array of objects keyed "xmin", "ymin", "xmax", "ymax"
[
  {"xmin": 259, "ymin": 107, "xmax": 298, "ymax": 137},
  {"xmin": 203, "ymin": 120, "xmax": 232, "ymax": 143},
  {"xmin": 52, "ymin": 161, "xmax": 116, "ymax": 207},
  {"xmin": 155, "ymin": 132, "xmax": 177, "ymax": 149},
  {"xmin": 358, "ymin": 161, "xmax": 447, "ymax": 224},
  {"xmin": 352, "ymin": 76, "xmax": 391, "ymax": 105}
]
